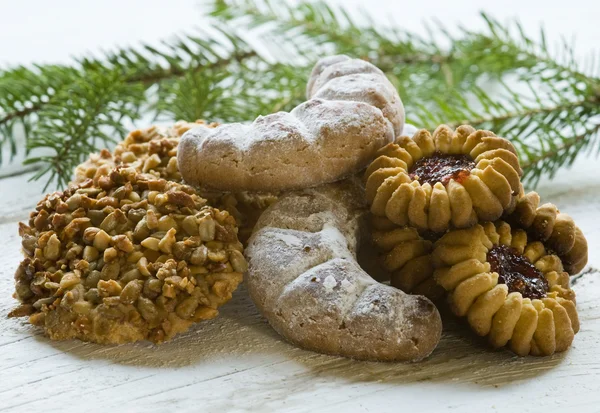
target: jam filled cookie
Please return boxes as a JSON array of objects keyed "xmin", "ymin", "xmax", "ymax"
[
  {"xmin": 371, "ymin": 215, "xmax": 444, "ymax": 300},
  {"xmin": 507, "ymin": 192, "xmax": 588, "ymax": 275},
  {"xmin": 432, "ymin": 218, "xmax": 585, "ymax": 356},
  {"xmin": 11, "ymin": 167, "xmax": 245, "ymax": 344},
  {"xmin": 365, "ymin": 125, "xmax": 523, "ymax": 232}
]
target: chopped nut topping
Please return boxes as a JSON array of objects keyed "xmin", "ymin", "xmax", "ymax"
[{"xmin": 12, "ymin": 166, "xmax": 245, "ymax": 344}]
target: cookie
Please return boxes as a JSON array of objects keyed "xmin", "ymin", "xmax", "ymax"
[
  {"xmin": 371, "ymin": 215, "xmax": 444, "ymax": 300},
  {"xmin": 365, "ymin": 124, "xmax": 523, "ymax": 232},
  {"xmin": 74, "ymin": 121, "xmax": 276, "ymax": 244},
  {"xmin": 178, "ymin": 55, "xmax": 405, "ymax": 192},
  {"xmin": 11, "ymin": 167, "xmax": 245, "ymax": 344},
  {"xmin": 245, "ymin": 180, "xmax": 442, "ymax": 362},
  {"xmin": 507, "ymin": 192, "xmax": 588, "ymax": 274},
  {"xmin": 432, "ymin": 218, "xmax": 583, "ymax": 356}
]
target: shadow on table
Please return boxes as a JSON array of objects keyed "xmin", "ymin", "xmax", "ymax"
[{"xmin": 39, "ymin": 283, "xmax": 569, "ymax": 389}]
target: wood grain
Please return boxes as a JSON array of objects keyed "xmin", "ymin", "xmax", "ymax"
[{"xmin": 1, "ymin": 159, "xmax": 599, "ymax": 413}]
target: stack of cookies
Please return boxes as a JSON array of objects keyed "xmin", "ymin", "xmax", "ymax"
[
  {"xmin": 9, "ymin": 54, "xmax": 588, "ymax": 361},
  {"xmin": 365, "ymin": 125, "xmax": 588, "ymax": 356}
]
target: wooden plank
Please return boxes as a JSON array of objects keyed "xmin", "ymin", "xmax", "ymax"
[{"xmin": 0, "ymin": 157, "xmax": 599, "ymax": 413}]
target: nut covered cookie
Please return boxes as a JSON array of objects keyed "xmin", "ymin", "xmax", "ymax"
[
  {"xmin": 365, "ymin": 125, "xmax": 523, "ymax": 232},
  {"xmin": 432, "ymin": 216, "xmax": 586, "ymax": 356},
  {"xmin": 11, "ymin": 167, "xmax": 245, "ymax": 344},
  {"xmin": 74, "ymin": 121, "xmax": 277, "ymax": 244}
]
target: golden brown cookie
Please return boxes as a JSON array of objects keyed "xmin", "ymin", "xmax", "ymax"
[
  {"xmin": 370, "ymin": 215, "xmax": 444, "ymax": 300},
  {"xmin": 432, "ymin": 219, "xmax": 583, "ymax": 356},
  {"xmin": 365, "ymin": 125, "xmax": 523, "ymax": 232},
  {"xmin": 507, "ymin": 192, "xmax": 588, "ymax": 275},
  {"xmin": 74, "ymin": 120, "xmax": 207, "ymax": 184},
  {"xmin": 11, "ymin": 167, "xmax": 245, "ymax": 344}
]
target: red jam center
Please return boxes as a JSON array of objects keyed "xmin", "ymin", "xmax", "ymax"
[
  {"xmin": 409, "ymin": 151, "xmax": 475, "ymax": 186},
  {"xmin": 487, "ymin": 245, "xmax": 548, "ymax": 299}
]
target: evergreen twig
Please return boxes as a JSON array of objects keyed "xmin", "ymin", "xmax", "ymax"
[{"xmin": 0, "ymin": 0, "xmax": 598, "ymax": 189}]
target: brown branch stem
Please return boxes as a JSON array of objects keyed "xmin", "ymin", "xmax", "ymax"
[
  {"xmin": 127, "ymin": 50, "xmax": 258, "ymax": 84},
  {"xmin": 446, "ymin": 96, "xmax": 598, "ymax": 129},
  {"xmin": 0, "ymin": 103, "xmax": 43, "ymax": 125},
  {"xmin": 0, "ymin": 50, "xmax": 258, "ymax": 127}
]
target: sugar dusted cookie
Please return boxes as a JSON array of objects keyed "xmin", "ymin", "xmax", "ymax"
[
  {"xmin": 245, "ymin": 180, "xmax": 442, "ymax": 362},
  {"xmin": 178, "ymin": 55, "xmax": 405, "ymax": 192}
]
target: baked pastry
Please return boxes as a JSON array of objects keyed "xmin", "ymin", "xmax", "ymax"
[
  {"xmin": 178, "ymin": 55, "xmax": 405, "ymax": 192},
  {"xmin": 10, "ymin": 167, "xmax": 245, "ymax": 344},
  {"xmin": 74, "ymin": 121, "xmax": 276, "ymax": 244},
  {"xmin": 74, "ymin": 121, "xmax": 206, "ymax": 184},
  {"xmin": 245, "ymin": 180, "xmax": 442, "ymax": 362},
  {"xmin": 365, "ymin": 124, "xmax": 523, "ymax": 232},
  {"xmin": 371, "ymin": 215, "xmax": 444, "ymax": 300},
  {"xmin": 507, "ymin": 192, "xmax": 588, "ymax": 274},
  {"xmin": 432, "ymin": 215, "xmax": 586, "ymax": 356},
  {"xmin": 205, "ymin": 191, "xmax": 279, "ymax": 245}
]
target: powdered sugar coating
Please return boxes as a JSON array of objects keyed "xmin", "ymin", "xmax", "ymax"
[
  {"xmin": 178, "ymin": 55, "xmax": 405, "ymax": 192},
  {"xmin": 245, "ymin": 180, "xmax": 442, "ymax": 362}
]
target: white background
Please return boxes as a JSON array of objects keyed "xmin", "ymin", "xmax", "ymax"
[{"xmin": 1, "ymin": 0, "xmax": 597, "ymax": 66}]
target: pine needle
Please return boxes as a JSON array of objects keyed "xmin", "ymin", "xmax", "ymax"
[{"xmin": 0, "ymin": 0, "xmax": 598, "ymax": 189}]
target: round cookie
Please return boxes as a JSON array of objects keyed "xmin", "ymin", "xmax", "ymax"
[
  {"xmin": 11, "ymin": 167, "xmax": 246, "ymax": 344},
  {"xmin": 74, "ymin": 121, "xmax": 206, "ymax": 184},
  {"xmin": 371, "ymin": 215, "xmax": 444, "ymax": 301},
  {"xmin": 245, "ymin": 180, "xmax": 442, "ymax": 362},
  {"xmin": 178, "ymin": 55, "xmax": 405, "ymax": 192},
  {"xmin": 74, "ymin": 121, "xmax": 277, "ymax": 244},
  {"xmin": 507, "ymin": 192, "xmax": 588, "ymax": 275},
  {"xmin": 432, "ymin": 217, "xmax": 585, "ymax": 356},
  {"xmin": 365, "ymin": 124, "xmax": 523, "ymax": 232}
]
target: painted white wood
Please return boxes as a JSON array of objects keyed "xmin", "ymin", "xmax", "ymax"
[{"xmin": 0, "ymin": 158, "xmax": 599, "ymax": 413}]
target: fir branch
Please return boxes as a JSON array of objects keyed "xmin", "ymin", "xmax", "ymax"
[
  {"xmin": 1, "ymin": 0, "xmax": 599, "ymax": 189},
  {"xmin": 445, "ymin": 95, "xmax": 600, "ymax": 130},
  {"xmin": 521, "ymin": 123, "xmax": 600, "ymax": 170},
  {"xmin": 211, "ymin": 0, "xmax": 600, "ymax": 184},
  {"xmin": 128, "ymin": 50, "xmax": 258, "ymax": 85},
  {"xmin": 0, "ymin": 29, "xmax": 259, "ymax": 128},
  {"xmin": 0, "ymin": 103, "xmax": 42, "ymax": 124},
  {"xmin": 23, "ymin": 70, "xmax": 145, "ymax": 189}
]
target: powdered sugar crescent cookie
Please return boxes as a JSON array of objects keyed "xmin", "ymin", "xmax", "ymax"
[
  {"xmin": 178, "ymin": 55, "xmax": 405, "ymax": 192},
  {"xmin": 245, "ymin": 180, "xmax": 441, "ymax": 361},
  {"xmin": 365, "ymin": 124, "xmax": 523, "ymax": 232},
  {"xmin": 432, "ymin": 215, "xmax": 585, "ymax": 356}
]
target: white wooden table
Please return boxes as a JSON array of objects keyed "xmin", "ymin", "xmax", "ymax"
[{"xmin": 0, "ymin": 156, "xmax": 599, "ymax": 413}]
